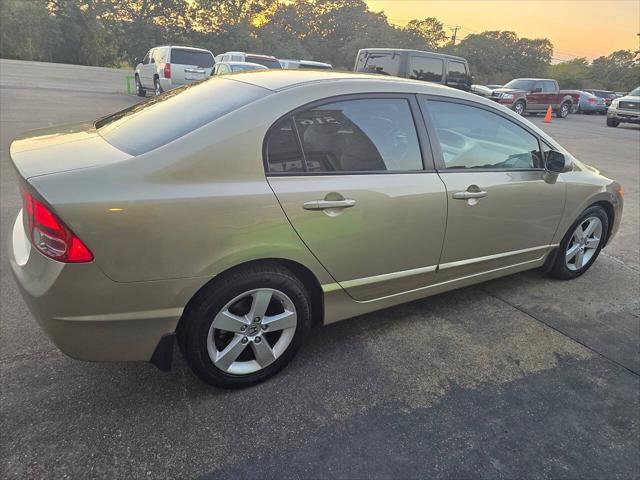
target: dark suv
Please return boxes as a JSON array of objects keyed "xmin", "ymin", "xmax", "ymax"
[{"xmin": 354, "ymin": 48, "xmax": 471, "ymax": 92}]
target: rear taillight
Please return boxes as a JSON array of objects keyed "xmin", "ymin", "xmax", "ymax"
[
  {"xmin": 164, "ymin": 63, "xmax": 171, "ymax": 79},
  {"xmin": 22, "ymin": 189, "xmax": 93, "ymax": 263}
]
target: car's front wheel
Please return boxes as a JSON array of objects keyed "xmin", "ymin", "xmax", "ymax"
[
  {"xmin": 513, "ymin": 100, "xmax": 526, "ymax": 115},
  {"xmin": 549, "ymin": 205, "xmax": 608, "ymax": 280},
  {"xmin": 178, "ymin": 263, "xmax": 312, "ymax": 388},
  {"xmin": 154, "ymin": 78, "xmax": 163, "ymax": 96},
  {"xmin": 134, "ymin": 75, "xmax": 145, "ymax": 97},
  {"xmin": 606, "ymin": 118, "xmax": 619, "ymax": 127}
]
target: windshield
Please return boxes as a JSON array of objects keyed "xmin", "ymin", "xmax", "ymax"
[
  {"xmin": 96, "ymin": 78, "xmax": 267, "ymax": 155},
  {"xmin": 171, "ymin": 49, "xmax": 214, "ymax": 68},
  {"xmin": 629, "ymin": 87, "xmax": 640, "ymax": 97},
  {"xmin": 503, "ymin": 79, "xmax": 537, "ymax": 91}
]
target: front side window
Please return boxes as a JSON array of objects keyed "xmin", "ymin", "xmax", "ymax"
[
  {"xmin": 142, "ymin": 51, "xmax": 150, "ymax": 64},
  {"xmin": 446, "ymin": 61, "xmax": 467, "ymax": 85},
  {"xmin": 542, "ymin": 81, "xmax": 556, "ymax": 92},
  {"xmin": 409, "ymin": 56, "xmax": 443, "ymax": 82},
  {"xmin": 266, "ymin": 98, "xmax": 423, "ymax": 173},
  {"xmin": 354, "ymin": 52, "xmax": 401, "ymax": 76},
  {"xmin": 426, "ymin": 101, "xmax": 542, "ymax": 170}
]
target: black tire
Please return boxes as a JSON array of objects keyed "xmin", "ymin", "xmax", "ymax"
[
  {"xmin": 557, "ymin": 102, "xmax": 571, "ymax": 118},
  {"xmin": 606, "ymin": 118, "xmax": 619, "ymax": 127},
  {"xmin": 178, "ymin": 262, "xmax": 312, "ymax": 388},
  {"xmin": 134, "ymin": 75, "xmax": 146, "ymax": 97},
  {"xmin": 548, "ymin": 205, "xmax": 609, "ymax": 280},
  {"xmin": 154, "ymin": 78, "xmax": 163, "ymax": 96},
  {"xmin": 513, "ymin": 100, "xmax": 526, "ymax": 115}
]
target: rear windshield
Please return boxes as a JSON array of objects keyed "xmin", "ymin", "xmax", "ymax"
[
  {"xmin": 246, "ymin": 57, "xmax": 282, "ymax": 69},
  {"xmin": 170, "ymin": 49, "xmax": 214, "ymax": 68},
  {"xmin": 355, "ymin": 51, "xmax": 401, "ymax": 76},
  {"xmin": 96, "ymin": 78, "xmax": 267, "ymax": 155}
]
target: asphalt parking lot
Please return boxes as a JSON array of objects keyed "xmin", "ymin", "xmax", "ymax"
[{"xmin": 1, "ymin": 59, "xmax": 638, "ymax": 479}]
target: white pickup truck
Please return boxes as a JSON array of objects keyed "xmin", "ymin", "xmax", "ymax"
[{"xmin": 134, "ymin": 45, "xmax": 215, "ymax": 97}]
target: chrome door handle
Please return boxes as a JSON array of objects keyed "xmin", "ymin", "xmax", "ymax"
[
  {"xmin": 452, "ymin": 191, "xmax": 488, "ymax": 200},
  {"xmin": 303, "ymin": 199, "xmax": 356, "ymax": 210}
]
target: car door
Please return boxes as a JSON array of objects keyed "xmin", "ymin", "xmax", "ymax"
[
  {"xmin": 526, "ymin": 81, "xmax": 546, "ymax": 111},
  {"xmin": 419, "ymin": 97, "xmax": 565, "ymax": 281},
  {"xmin": 139, "ymin": 50, "xmax": 152, "ymax": 87},
  {"xmin": 445, "ymin": 60, "xmax": 470, "ymax": 91},
  {"xmin": 265, "ymin": 95, "xmax": 448, "ymax": 301}
]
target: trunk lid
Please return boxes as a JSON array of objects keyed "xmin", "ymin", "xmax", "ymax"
[{"xmin": 9, "ymin": 122, "xmax": 131, "ymax": 179}]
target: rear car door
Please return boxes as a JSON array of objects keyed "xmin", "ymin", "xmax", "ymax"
[
  {"xmin": 140, "ymin": 49, "xmax": 154, "ymax": 87},
  {"xmin": 445, "ymin": 60, "xmax": 470, "ymax": 91},
  {"xmin": 266, "ymin": 95, "xmax": 447, "ymax": 301},
  {"xmin": 408, "ymin": 55, "xmax": 444, "ymax": 84},
  {"xmin": 419, "ymin": 97, "xmax": 565, "ymax": 281}
]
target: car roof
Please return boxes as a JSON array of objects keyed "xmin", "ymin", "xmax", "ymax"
[
  {"xmin": 221, "ymin": 69, "xmax": 466, "ymax": 95},
  {"xmin": 358, "ymin": 48, "xmax": 467, "ymax": 62},
  {"xmin": 220, "ymin": 52, "xmax": 278, "ymax": 60},
  {"xmin": 155, "ymin": 45, "xmax": 213, "ymax": 53}
]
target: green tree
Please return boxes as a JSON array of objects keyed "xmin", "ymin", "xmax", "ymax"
[
  {"xmin": 547, "ymin": 58, "xmax": 591, "ymax": 89},
  {"xmin": 0, "ymin": 0, "xmax": 59, "ymax": 62},
  {"xmin": 402, "ymin": 18, "xmax": 447, "ymax": 50}
]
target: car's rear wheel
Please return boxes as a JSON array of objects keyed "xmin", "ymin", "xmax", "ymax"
[
  {"xmin": 178, "ymin": 263, "xmax": 311, "ymax": 388},
  {"xmin": 549, "ymin": 205, "xmax": 608, "ymax": 280},
  {"xmin": 558, "ymin": 102, "xmax": 571, "ymax": 118},
  {"xmin": 606, "ymin": 118, "xmax": 619, "ymax": 127},
  {"xmin": 154, "ymin": 78, "xmax": 163, "ymax": 96},
  {"xmin": 135, "ymin": 75, "xmax": 145, "ymax": 97},
  {"xmin": 513, "ymin": 100, "xmax": 525, "ymax": 115}
]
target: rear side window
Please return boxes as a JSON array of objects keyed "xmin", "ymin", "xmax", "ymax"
[
  {"xmin": 246, "ymin": 57, "xmax": 282, "ymax": 69},
  {"xmin": 446, "ymin": 61, "xmax": 467, "ymax": 85},
  {"xmin": 266, "ymin": 119, "xmax": 304, "ymax": 172},
  {"xmin": 354, "ymin": 51, "xmax": 401, "ymax": 76},
  {"xmin": 408, "ymin": 56, "xmax": 443, "ymax": 82},
  {"xmin": 266, "ymin": 98, "xmax": 423, "ymax": 173},
  {"xmin": 170, "ymin": 49, "xmax": 214, "ymax": 68},
  {"xmin": 426, "ymin": 101, "xmax": 542, "ymax": 170},
  {"xmin": 542, "ymin": 81, "xmax": 556, "ymax": 92},
  {"xmin": 97, "ymin": 78, "xmax": 267, "ymax": 155}
]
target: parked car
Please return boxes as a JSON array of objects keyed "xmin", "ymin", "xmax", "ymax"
[
  {"xmin": 280, "ymin": 59, "xmax": 332, "ymax": 70},
  {"xmin": 212, "ymin": 61, "xmax": 267, "ymax": 75},
  {"xmin": 584, "ymin": 89, "xmax": 619, "ymax": 106},
  {"xmin": 9, "ymin": 71, "xmax": 623, "ymax": 388},
  {"xmin": 490, "ymin": 78, "xmax": 578, "ymax": 117},
  {"xmin": 606, "ymin": 86, "xmax": 640, "ymax": 127},
  {"xmin": 575, "ymin": 91, "xmax": 608, "ymax": 114},
  {"xmin": 215, "ymin": 52, "xmax": 282, "ymax": 69},
  {"xmin": 134, "ymin": 45, "xmax": 214, "ymax": 97},
  {"xmin": 354, "ymin": 48, "xmax": 472, "ymax": 91}
]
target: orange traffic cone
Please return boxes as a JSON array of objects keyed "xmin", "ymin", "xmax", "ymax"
[{"xmin": 544, "ymin": 105, "xmax": 553, "ymax": 123}]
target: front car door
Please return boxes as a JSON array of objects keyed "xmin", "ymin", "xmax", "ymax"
[
  {"xmin": 526, "ymin": 81, "xmax": 547, "ymax": 111},
  {"xmin": 139, "ymin": 50, "xmax": 152, "ymax": 87},
  {"xmin": 419, "ymin": 97, "xmax": 565, "ymax": 281},
  {"xmin": 445, "ymin": 60, "xmax": 470, "ymax": 91},
  {"xmin": 266, "ymin": 95, "xmax": 448, "ymax": 301}
]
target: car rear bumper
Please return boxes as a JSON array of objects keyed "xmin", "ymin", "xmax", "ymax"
[
  {"xmin": 9, "ymin": 210, "xmax": 209, "ymax": 363},
  {"xmin": 608, "ymin": 107, "xmax": 640, "ymax": 123}
]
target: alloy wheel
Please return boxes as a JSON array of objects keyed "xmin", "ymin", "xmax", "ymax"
[
  {"xmin": 207, "ymin": 288, "xmax": 297, "ymax": 375},
  {"xmin": 514, "ymin": 102, "xmax": 524, "ymax": 115},
  {"xmin": 565, "ymin": 216, "xmax": 602, "ymax": 271}
]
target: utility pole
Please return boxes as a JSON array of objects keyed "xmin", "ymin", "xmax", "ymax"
[{"xmin": 451, "ymin": 26, "xmax": 462, "ymax": 46}]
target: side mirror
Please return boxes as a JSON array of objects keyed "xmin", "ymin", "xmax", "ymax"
[{"xmin": 544, "ymin": 150, "xmax": 572, "ymax": 183}]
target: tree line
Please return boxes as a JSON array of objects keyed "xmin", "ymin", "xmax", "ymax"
[{"xmin": 1, "ymin": 0, "xmax": 638, "ymax": 90}]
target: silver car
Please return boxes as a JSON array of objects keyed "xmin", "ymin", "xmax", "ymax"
[
  {"xmin": 134, "ymin": 45, "xmax": 215, "ymax": 96},
  {"xmin": 9, "ymin": 71, "xmax": 623, "ymax": 388}
]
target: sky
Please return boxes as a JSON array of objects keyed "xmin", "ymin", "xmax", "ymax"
[{"xmin": 366, "ymin": 0, "xmax": 640, "ymax": 61}]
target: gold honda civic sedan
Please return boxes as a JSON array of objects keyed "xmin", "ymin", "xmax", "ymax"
[{"xmin": 9, "ymin": 71, "xmax": 623, "ymax": 388}]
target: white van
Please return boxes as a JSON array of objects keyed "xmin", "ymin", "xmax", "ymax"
[{"xmin": 134, "ymin": 46, "xmax": 215, "ymax": 96}]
